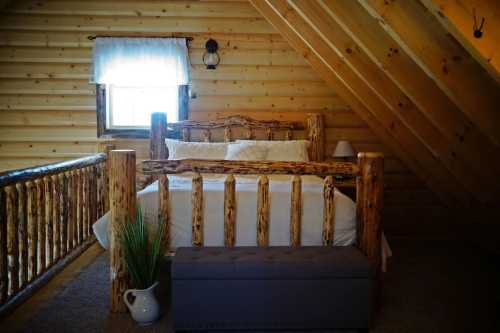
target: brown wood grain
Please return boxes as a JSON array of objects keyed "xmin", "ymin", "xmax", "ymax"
[
  {"xmin": 290, "ymin": 175, "xmax": 302, "ymax": 246},
  {"xmin": 109, "ymin": 150, "xmax": 136, "ymax": 313},
  {"xmin": 322, "ymin": 176, "xmax": 335, "ymax": 246},
  {"xmin": 0, "ymin": 189, "xmax": 7, "ymax": 304},
  {"xmin": 50, "ymin": 175, "xmax": 60, "ymax": 263},
  {"xmin": 143, "ymin": 159, "xmax": 358, "ymax": 178},
  {"xmin": 25, "ymin": 181, "xmax": 37, "ymax": 283},
  {"xmin": 357, "ymin": 152, "xmax": 384, "ymax": 272},
  {"xmin": 16, "ymin": 183, "xmax": 28, "ymax": 288},
  {"xmin": 5, "ymin": 185, "xmax": 19, "ymax": 297},
  {"xmin": 43, "ymin": 176, "xmax": 52, "ymax": 268},
  {"xmin": 191, "ymin": 173, "xmax": 203, "ymax": 247},
  {"xmin": 158, "ymin": 175, "xmax": 170, "ymax": 251},
  {"xmin": 224, "ymin": 174, "xmax": 236, "ymax": 247},
  {"xmin": 257, "ymin": 175, "xmax": 270, "ymax": 246}
]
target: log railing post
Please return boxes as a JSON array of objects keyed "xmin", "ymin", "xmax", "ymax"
[
  {"xmin": 322, "ymin": 176, "xmax": 335, "ymax": 246},
  {"xmin": 158, "ymin": 175, "xmax": 170, "ymax": 251},
  {"xmin": 307, "ymin": 113, "xmax": 325, "ymax": 162},
  {"xmin": 191, "ymin": 173, "xmax": 203, "ymax": 247},
  {"xmin": 26, "ymin": 181, "xmax": 37, "ymax": 282},
  {"xmin": 356, "ymin": 152, "xmax": 384, "ymax": 272},
  {"xmin": 5, "ymin": 185, "xmax": 19, "ymax": 297},
  {"xmin": 58, "ymin": 174, "xmax": 67, "ymax": 258},
  {"xmin": 82, "ymin": 167, "xmax": 89, "ymax": 240},
  {"xmin": 257, "ymin": 176, "xmax": 270, "ymax": 246},
  {"xmin": 109, "ymin": 150, "xmax": 136, "ymax": 313},
  {"xmin": 50, "ymin": 175, "xmax": 60, "ymax": 263},
  {"xmin": 0, "ymin": 188, "xmax": 7, "ymax": 304},
  {"xmin": 224, "ymin": 126, "xmax": 232, "ymax": 143},
  {"xmin": 43, "ymin": 177, "xmax": 53, "ymax": 268},
  {"xmin": 16, "ymin": 183, "xmax": 28, "ymax": 288},
  {"xmin": 150, "ymin": 112, "xmax": 168, "ymax": 160},
  {"xmin": 34, "ymin": 179, "xmax": 45, "ymax": 274},
  {"xmin": 75, "ymin": 169, "xmax": 83, "ymax": 245},
  {"xmin": 266, "ymin": 128, "xmax": 273, "ymax": 140},
  {"xmin": 290, "ymin": 176, "xmax": 302, "ymax": 246},
  {"xmin": 203, "ymin": 129, "xmax": 211, "ymax": 143},
  {"xmin": 224, "ymin": 175, "xmax": 236, "ymax": 247},
  {"xmin": 182, "ymin": 128, "xmax": 191, "ymax": 142}
]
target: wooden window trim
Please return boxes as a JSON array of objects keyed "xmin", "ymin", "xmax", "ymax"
[{"xmin": 96, "ymin": 84, "xmax": 189, "ymax": 139}]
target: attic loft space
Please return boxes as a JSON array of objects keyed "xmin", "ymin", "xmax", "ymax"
[{"xmin": 0, "ymin": 0, "xmax": 499, "ymax": 331}]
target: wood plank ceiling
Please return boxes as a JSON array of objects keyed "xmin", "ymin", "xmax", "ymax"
[{"xmin": 250, "ymin": 0, "xmax": 500, "ymax": 209}]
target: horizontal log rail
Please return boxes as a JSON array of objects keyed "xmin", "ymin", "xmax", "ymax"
[
  {"xmin": 0, "ymin": 154, "xmax": 107, "ymax": 188},
  {"xmin": 169, "ymin": 115, "xmax": 304, "ymax": 130},
  {"xmin": 0, "ymin": 152, "xmax": 110, "ymax": 312},
  {"xmin": 142, "ymin": 159, "xmax": 359, "ymax": 178}
]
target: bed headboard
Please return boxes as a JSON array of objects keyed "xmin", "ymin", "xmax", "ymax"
[{"xmin": 149, "ymin": 113, "xmax": 325, "ymax": 161}]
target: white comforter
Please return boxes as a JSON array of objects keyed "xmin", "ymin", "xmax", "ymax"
[{"xmin": 93, "ymin": 174, "xmax": 358, "ymax": 249}]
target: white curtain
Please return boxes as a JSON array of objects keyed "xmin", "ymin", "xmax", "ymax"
[{"xmin": 92, "ymin": 37, "xmax": 189, "ymax": 86}]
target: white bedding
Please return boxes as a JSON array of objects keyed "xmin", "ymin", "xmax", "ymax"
[{"xmin": 93, "ymin": 174, "xmax": 358, "ymax": 249}]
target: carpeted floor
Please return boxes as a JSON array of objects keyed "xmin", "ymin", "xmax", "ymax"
[{"xmin": 2, "ymin": 239, "xmax": 499, "ymax": 333}]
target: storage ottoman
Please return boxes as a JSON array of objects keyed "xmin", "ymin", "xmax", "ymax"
[{"xmin": 172, "ymin": 246, "xmax": 375, "ymax": 331}]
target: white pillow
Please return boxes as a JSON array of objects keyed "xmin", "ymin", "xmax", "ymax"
[
  {"xmin": 333, "ymin": 188, "xmax": 357, "ymax": 246},
  {"xmin": 225, "ymin": 142, "xmax": 268, "ymax": 161},
  {"xmin": 165, "ymin": 139, "xmax": 228, "ymax": 160},
  {"xmin": 235, "ymin": 140, "xmax": 310, "ymax": 162}
]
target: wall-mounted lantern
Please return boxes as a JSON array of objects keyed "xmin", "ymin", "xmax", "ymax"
[{"xmin": 202, "ymin": 39, "xmax": 220, "ymax": 69}]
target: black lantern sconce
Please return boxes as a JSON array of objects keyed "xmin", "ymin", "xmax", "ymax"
[{"xmin": 202, "ymin": 39, "xmax": 220, "ymax": 69}]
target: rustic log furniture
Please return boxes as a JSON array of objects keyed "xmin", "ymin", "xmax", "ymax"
[{"xmin": 108, "ymin": 112, "xmax": 384, "ymax": 317}]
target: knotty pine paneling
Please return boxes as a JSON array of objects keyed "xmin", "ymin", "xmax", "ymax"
[{"xmin": 0, "ymin": 0, "xmax": 448, "ymax": 236}]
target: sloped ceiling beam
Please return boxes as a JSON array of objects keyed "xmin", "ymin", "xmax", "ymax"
[
  {"xmin": 420, "ymin": 0, "xmax": 500, "ymax": 83},
  {"xmin": 250, "ymin": 0, "xmax": 473, "ymax": 208},
  {"xmin": 360, "ymin": 0, "xmax": 500, "ymax": 148},
  {"xmin": 314, "ymin": 0, "xmax": 500, "ymax": 202}
]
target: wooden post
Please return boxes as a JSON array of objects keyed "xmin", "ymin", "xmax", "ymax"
[
  {"xmin": 182, "ymin": 128, "xmax": 191, "ymax": 142},
  {"xmin": 203, "ymin": 129, "xmax": 211, "ymax": 143},
  {"xmin": 246, "ymin": 128, "xmax": 253, "ymax": 140},
  {"xmin": 257, "ymin": 175, "xmax": 270, "ymax": 246},
  {"xmin": 43, "ymin": 176, "xmax": 52, "ymax": 268},
  {"xmin": 322, "ymin": 176, "xmax": 335, "ymax": 246},
  {"xmin": 290, "ymin": 175, "xmax": 302, "ymax": 246},
  {"xmin": 224, "ymin": 175, "xmax": 236, "ymax": 247},
  {"xmin": 307, "ymin": 113, "xmax": 325, "ymax": 161},
  {"xmin": 5, "ymin": 185, "xmax": 19, "ymax": 297},
  {"xmin": 266, "ymin": 128, "xmax": 273, "ymax": 140},
  {"xmin": 82, "ymin": 167, "xmax": 89, "ymax": 240},
  {"xmin": 35, "ymin": 179, "xmax": 45, "ymax": 274},
  {"xmin": 90, "ymin": 165, "xmax": 98, "ymax": 225},
  {"xmin": 191, "ymin": 173, "xmax": 203, "ymax": 247},
  {"xmin": 66, "ymin": 172, "xmax": 74, "ymax": 252},
  {"xmin": 356, "ymin": 152, "xmax": 384, "ymax": 272},
  {"xmin": 285, "ymin": 129, "xmax": 293, "ymax": 140},
  {"xmin": 0, "ymin": 189, "xmax": 7, "ymax": 304},
  {"xmin": 224, "ymin": 126, "xmax": 232, "ymax": 143},
  {"xmin": 26, "ymin": 181, "xmax": 37, "ymax": 282},
  {"xmin": 16, "ymin": 183, "xmax": 28, "ymax": 287},
  {"xmin": 58, "ymin": 174, "xmax": 67, "ymax": 257},
  {"xmin": 76, "ymin": 169, "xmax": 83, "ymax": 245},
  {"xmin": 109, "ymin": 150, "xmax": 136, "ymax": 313},
  {"xmin": 50, "ymin": 175, "xmax": 60, "ymax": 263},
  {"xmin": 99, "ymin": 144, "xmax": 115, "ymax": 214},
  {"xmin": 158, "ymin": 175, "xmax": 170, "ymax": 251},
  {"xmin": 150, "ymin": 112, "xmax": 168, "ymax": 160}
]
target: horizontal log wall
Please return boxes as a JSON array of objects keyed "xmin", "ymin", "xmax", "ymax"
[{"xmin": 0, "ymin": 0, "xmax": 448, "ymax": 235}]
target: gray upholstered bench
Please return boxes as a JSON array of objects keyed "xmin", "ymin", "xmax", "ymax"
[{"xmin": 171, "ymin": 246, "xmax": 375, "ymax": 331}]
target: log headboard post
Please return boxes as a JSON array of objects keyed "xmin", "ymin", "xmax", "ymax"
[
  {"xmin": 356, "ymin": 152, "xmax": 384, "ymax": 274},
  {"xmin": 150, "ymin": 112, "xmax": 168, "ymax": 160},
  {"xmin": 307, "ymin": 113, "xmax": 325, "ymax": 162},
  {"xmin": 109, "ymin": 150, "xmax": 136, "ymax": 313}
]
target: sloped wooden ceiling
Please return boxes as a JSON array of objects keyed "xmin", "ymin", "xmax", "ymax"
[{"xmin": 250, "ymin": 0, "xmax": 500, "ymax": 209}]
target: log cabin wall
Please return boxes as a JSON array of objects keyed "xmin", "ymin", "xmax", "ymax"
[{"xmin": 0, "ymin": 0, "xmax": 449, "ymax": 237}]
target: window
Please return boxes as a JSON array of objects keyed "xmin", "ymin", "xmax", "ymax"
[{"xmin": 92, "ymin": 37, "xmax": 190, "ymax": 137}]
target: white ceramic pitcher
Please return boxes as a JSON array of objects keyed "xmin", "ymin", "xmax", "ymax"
[{"xmin": 124, "ymin": 282, "xmax": 160, "ymax": 325}]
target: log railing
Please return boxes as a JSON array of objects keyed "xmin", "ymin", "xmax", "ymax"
[{"xmin": 0, "ymin": 153, "xmax": 110, "ymax": 315}]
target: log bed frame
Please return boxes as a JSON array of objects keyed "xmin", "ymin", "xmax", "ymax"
[{"xmin": 108, "ymin": 112, "xmax": 384, "ymax": 313}]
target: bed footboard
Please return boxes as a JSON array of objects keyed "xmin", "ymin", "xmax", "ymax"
[{"xmin": 108, "ymin": 150, "xmax": 383, "ymax": 313}]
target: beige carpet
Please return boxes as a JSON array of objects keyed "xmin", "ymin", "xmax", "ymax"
[{"xmin": 2, "ymin": 239, "xmax": 499, "ymax": 333}]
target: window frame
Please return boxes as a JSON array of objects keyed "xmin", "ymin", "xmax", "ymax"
[{"xmin": 96, "ymin": 84, "xmax": 189, "ymax": 138}]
